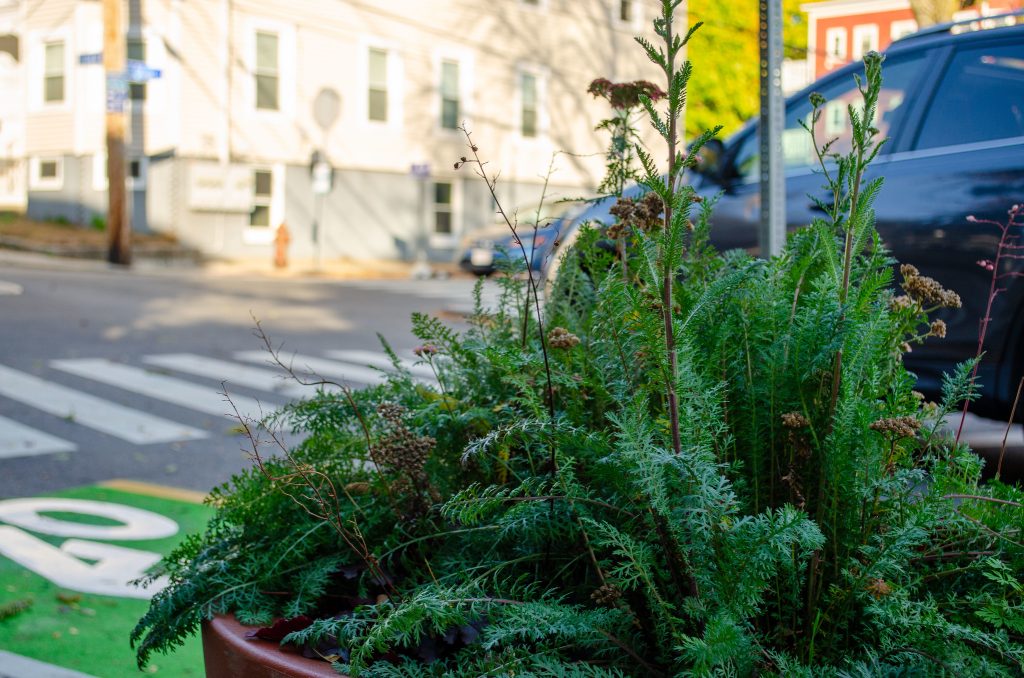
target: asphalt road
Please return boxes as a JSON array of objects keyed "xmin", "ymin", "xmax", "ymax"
[{"xmin": 0, "ymin": 256, "xmax": 494, "ymax": 497}]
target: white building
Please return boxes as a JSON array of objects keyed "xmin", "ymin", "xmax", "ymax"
[{"xmin": 2, "ymin": 0, "xmax": 660, "ymax": 262}]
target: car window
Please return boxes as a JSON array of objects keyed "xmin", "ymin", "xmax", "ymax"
[
  {"xmin": 915, "ymin": 42, "xmax": 1024, "ymax": 150},
  {"xmin": 731, "ymin": 55, "xmax": 926, "ymax": 184}
]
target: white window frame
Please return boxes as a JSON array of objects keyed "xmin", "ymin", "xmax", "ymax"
[
  {"xmin": 358, "ymin": 38, "xmax": 403, "ymax": 130},
  {"xmin": 434, "ymin": 49, "xmax": 474, "ymax": 133},
  {"xmin": 615, "ymin": 0, "xmax": 643, "ymax": 30},
  {"xmin": 244, "ymin": 19, "xmax": 295, "ymax": 118},
  {"xmin": 890, "ymin": 20, "xmax": 918, "ymax": 41},
  {"xmin": 28, "ymin": 28, "xmax": 73, "ymax": 112},
  {"xmin": 429, "ymin": 178, "xmax": 461, "ymax": 248},
  {"xmin": 517, "ymin": 64, "xmax": 549, "ymax": 141},
  {"xmin": 851, "ymin": 24, "xmax": 879, "ymax": 61},
  {"xmin": 29, "ymin": 156, "xmax": 64, "ymax": 191},
  {"xmin": 825, "ymin": 27, "xmax": 847, "ymax": 67},
  {"xmin": 243, "ymin": 164, "xmax": 284, "ymax": 244}
]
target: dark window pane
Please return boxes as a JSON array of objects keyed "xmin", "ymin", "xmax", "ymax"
[
  {"xmin": 620, "ymin": 0, "xmax": 631, "ymax": 21},
  {"xmin": 442, "ymin": 99, "xmax": 459, "ymax": 129},
  {"xmin": 127, "ymin": 39, "xmax": 145, "ymax": 62},
  {"xmin": 129, "ymin": 160, "xmax": 141, "ymax": 178},
  {"xmin": 522, "ymin": 109, "xmax": 537, "ymax": 137},
  {"xmin": 434, "ymin": 210, "xmax": 451, "ymax": 234},
  {"xmin": 39, "ymin": 161, "xmax": 57, "ymax": 179},
  {"xmin": 130, "ymin": 83, "xmax": 146, "ymax": 101},
  {"xmin": 250, "ymin": 204, "xmax": 270, "ymax": 227},
  {"xmin": 254, "ymin": 170, "xmax": 272, "ymax": 196},
  {"xmin": 915, "ymin": 43, "xmax": 1024, "ymax": 150},
  {"xmin": 44, "ymin": 76, "xmax": 63, "ymax": 103},
  {"xmin": 434, "ymin": 182, "xmax": 451, "ymax": 204},
  {"xmin": 256, "ymin": 75, "xmax": 279, "ymax": 110},
  {"xmin": 369, "ymin": 89, "xmax": 387, "ymax": 121}
]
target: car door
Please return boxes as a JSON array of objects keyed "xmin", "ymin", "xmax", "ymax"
[
  {"xmin": 871, "ymin": 36, "xmax": 1024, "ymax": 406},
  {"xmin": 703, "ymin": 53, "xmax": 931, "ymax": 253}
]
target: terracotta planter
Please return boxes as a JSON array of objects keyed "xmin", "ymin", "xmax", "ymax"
[{"xmin": 202, "ymin": 614, "xmax": 342, "ymax": 677}]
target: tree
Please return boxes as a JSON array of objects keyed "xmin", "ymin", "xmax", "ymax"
[
  {"xmin": 684, "ymin": 0, "xmax": 807, "ymax": 139},
  {"xmin": 910, "ymin": 0, "xmax": 976, "ymax": 27}
]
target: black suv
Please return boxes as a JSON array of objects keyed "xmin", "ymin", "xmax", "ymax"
[{"xmin": 556, "ymin": 13, "xmax": 1024, "ymax": 416}]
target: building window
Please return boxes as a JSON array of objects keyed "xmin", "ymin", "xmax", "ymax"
[
  {"xmin": 128, "ymin": 157, "xmax": 148, "ymax": 189},
  {"xmin": 434, "ymin": 182, "xmax": 452, "ymax": 235},
  {"xmin": 250, "ymin": 169, "xmax": 272, "ymax": 227},
  {"xmin": 851, "ymin": 24, "xmax": 879, "ymax": 60},
  {"xmin": 521, "ymin": 72, "xmax": 538, "ymax": 137},
  {"xmin": 825, "ymin": 27, "xmax": 847, "ymax": 63},
  {"xmin": 255, "ymin": 31, "xmax": 279, "ymax": 111},
  {"xmin": 368, "ymin": 47, "xmax": 388, "ymax": 122},
  {"xmin": 127, "ymin": 38, "xmax": 146, "ymax": 101},
  {"xmin": 619, "ymin": 0, "xmax": 632, "ymax": 22},
  {"xmin": 30, "ymin": 157, "xmax": 63, "ymax": 190},
  {"xmin": 44, "ymin": 41, "xmax": 64, "ymax": 103},
  {"xmin": 890, "ymin": 19, "xmax": 918, "ymax": 41},
  {"xmin": 440, "ymin": 60, "xmax": 460, "ymax": 130}
]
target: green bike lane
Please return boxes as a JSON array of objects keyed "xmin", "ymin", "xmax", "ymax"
[{"xmin": 0, "ymin": 481, "xmax": 213, "ymax": 677}]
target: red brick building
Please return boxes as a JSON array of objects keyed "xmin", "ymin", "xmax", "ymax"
[{"xmin": 801, "ymin": 0, "xmax": 1022, "ymax": 78}]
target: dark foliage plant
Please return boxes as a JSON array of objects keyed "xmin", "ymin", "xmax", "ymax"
[{"xmin": 133, "ymin": 2, "xmax": 1024, "ymax": 675}]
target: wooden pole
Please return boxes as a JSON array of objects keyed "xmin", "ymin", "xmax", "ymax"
[{"xmin": 103, "ymin": 0, "xmax": 130, "ymax": 265}]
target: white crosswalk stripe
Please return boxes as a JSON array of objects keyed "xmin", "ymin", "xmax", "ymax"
[
  {"xmin": 142, "ymin": 353, "xmax": 318, "ymax": 399},
  {"xmin": 0, "ymin": 349, "xmax": 442, "ymax": 458},
  {"xmin": 0, "ymin": 364, "xmax": 207, "ymax": 445},
  {"xmin": 51, "ymin": 359, "xmax": 276, "ymax": 422},
  {"xmin": 338, "ymin": 278, "xmax": 503, "ymax": 313},
  {"xmin": 0, "ymin": 415, "xmax": 76, "ymax": 459},
  {"xmin": 324, "ymin": 349, "xmax": 438, "ymax": 380}
]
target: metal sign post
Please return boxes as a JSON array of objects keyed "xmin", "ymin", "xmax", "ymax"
[
  {"xmin": 759, "ymin": 0, "xmax": 786, "ymax": 257},
  {"xmin": 409, "ymin": 163, "xmax": 431, "ymax": 280},
  {"xmin": 310, "ymin": 88, "xmax": 341, "ymax": 271}
]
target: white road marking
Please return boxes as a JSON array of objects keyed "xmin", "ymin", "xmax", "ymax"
[
  {"xmin": 324, "ymin": 349, "xmax": 438, "ymax": 380},
  {"xmin": 0, "ymin": 650, "xmax": 98, "ymax": 678},
  {"xmin": 235, "ymin": 350, "xmax": 394, "ymax": 386},
  {"xmin": 142, "ymin": 353, "xmax": 317, "ymax": 399},
  {"xmin": 0, "ymin": 415, "xmax": 76, "ymax": 459},
  {"xmin": 0, "ymin": 364, "xmax": 206, "ymax": 444},
  {"xmin": 51, "ymin": 359, "xmax": 276, "ymax": 422},
  {"xmin": 0, "ymin": 280, "xmax": 23, "ymax": 295}
]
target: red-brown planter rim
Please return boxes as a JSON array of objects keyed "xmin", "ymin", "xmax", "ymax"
[{"xmin": 202, "ymin": 613, "xmax": 344, "ymax": 677}]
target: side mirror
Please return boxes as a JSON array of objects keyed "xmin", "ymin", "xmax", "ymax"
[{"xmin": 693, "ymin": 138, "xmax": 726, "ymax": 179}]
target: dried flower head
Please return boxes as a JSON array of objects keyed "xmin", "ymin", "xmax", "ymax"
[
  {"xmin": 588, "ymin": 78, "xmax": 666, "ymax": 109},
  {"xmin": 547, "ymin": 327, "xmax": 581, "ymax": 349},
  {"xmin": 869, "ymin": 416, "xmax": 921, "ymax": 439},
  {"xmin": 866, "ymin": 578, "xmax": 892, "ymax": 599},
  {"xmin": 781, "ymin": 411, "xmax": 810, "ymax": 429},
  {"xmin": 889, "ymin": 295, "xmax": 916, "ymax": 312},
  {"xmin": 590, "ymin": 583, "xmax": 622, "ymax": 606},
  {"xmin": 900, "ymin": 264, "xmax": 961, "ymax": 309},
  {"xmin": 929, "ymin": 319, "xmax": 947, "ymax": 339},
  {"xmin": 413, "ymin": 344, "xmax": 439, "ymax": 357}
]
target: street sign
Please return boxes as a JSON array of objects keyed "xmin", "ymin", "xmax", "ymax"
[
  {"xmin": 126, "ymin": 59, "xmax": 162, "ymax": 82},
  {"xmin": 410, "ymin": 163, "xmax": 430, "ymax": 179},
  {"xmin": 78, "ymin": 52, "xmax": 103, "ymax": 65},
  {"xmin": 106, "ymin": 74, "xmax": 127, "ymax": 113}
]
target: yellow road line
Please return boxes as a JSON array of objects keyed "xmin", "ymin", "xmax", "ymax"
[{"xmin": 97, "ymin": 479, "xmax": 208, "ymax": 504}]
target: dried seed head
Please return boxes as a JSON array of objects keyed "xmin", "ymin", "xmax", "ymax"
[
  {"xmin": 413, "ymin": 344, "xmax": 439, "ymax": 357},
  {"xmin": 869, "ymin": 416, "xmax": 921, "ymax": 439},
  {"xmin": 344, "ymin": 482, "xmax": 371, "ymax": 495},
  {"xmin": 781, "ymin": 411, "xmax": 810, "ymax": 429},
  {"xmin": 900, "ymin": 265, "xmax": 961, "ymax": 309},
  {"xmin": 547, "ymin": 326, "xmax": 581, "ymax": 349},
  {"xmin": 929, "ymin": 319, "xmax": 947, "ymax": 339},
  {"xmin": 866, "ymin": 578, "xmax": 892, "ymax": 598},
  {"xmin": 889, "ymin": 295, "xmax": 915, "ymax": 311},
  {"xmin": 590, "ymin": 583, "xmax": 622, "ymax": 605}
]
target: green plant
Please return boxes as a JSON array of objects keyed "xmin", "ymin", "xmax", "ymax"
[
  {"xmin": 133, "ymin": 2, "xmax": 1024, "ymax": 675},
  {"xmin": 89, "ymin": 214, "xmax": 106, "ymax": 232}
]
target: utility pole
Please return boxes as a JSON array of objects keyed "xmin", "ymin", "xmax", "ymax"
[
  {"xmin": 103, "ymin": 0, "xmax": 130, "ymax": 265},
  {"xmin": 758, "ymin": 0, "xmax": 785, "ymax": 257}
]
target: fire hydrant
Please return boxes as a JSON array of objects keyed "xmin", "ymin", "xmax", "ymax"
[{"xmin": 273, "ymin": 222, "xmax": 291, "ymax": 269}]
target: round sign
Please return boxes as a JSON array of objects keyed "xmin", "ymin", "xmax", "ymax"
[{"xmin": 313, "ymin": 88, "xmax": 342, "ymax": 131}]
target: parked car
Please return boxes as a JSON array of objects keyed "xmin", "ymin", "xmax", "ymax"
[
  {"xmin": 547, "ymin": 12, "xmax": 1024, "ymax": 417},
  {"xmin": 458, "ymin": 203, "xmax": 581, "ymax": 276}
]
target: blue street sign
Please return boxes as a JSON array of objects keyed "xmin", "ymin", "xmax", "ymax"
[
  {"xmin": 410, "ymin": 163, "xmax": 430, "ymax": 178},
  {"xmin": 78, "ymin": 53, "xmax": 103, "ymax": 65},
  {"xmin": 126, "ymin": 59, "xmax": 162, "ymax": 82}
]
